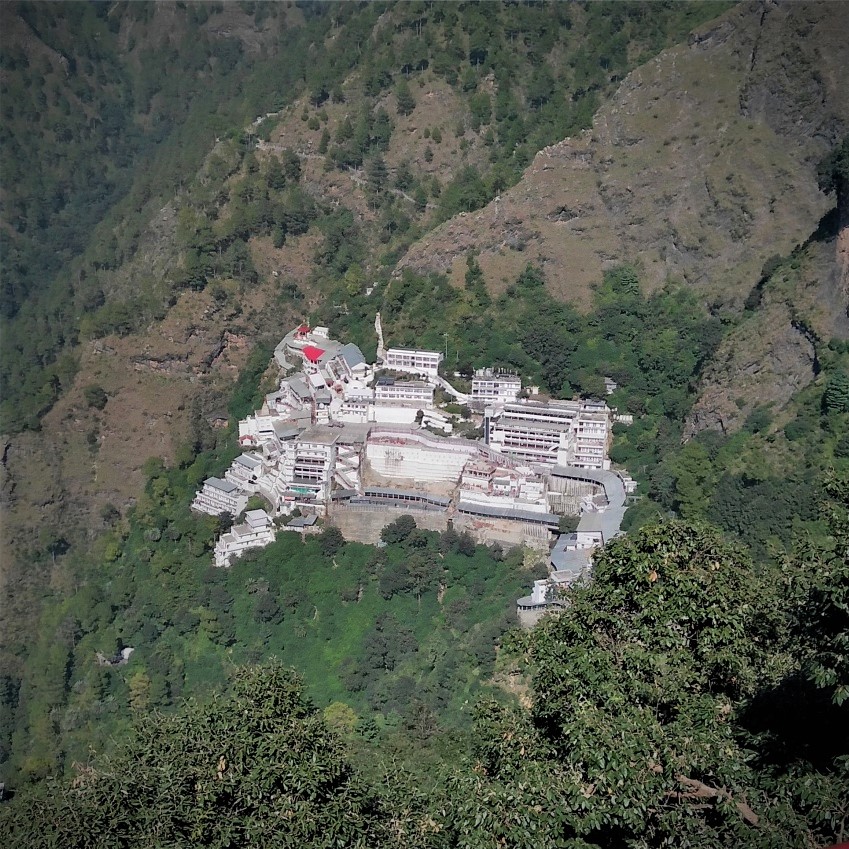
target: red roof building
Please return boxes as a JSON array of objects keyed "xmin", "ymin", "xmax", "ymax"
[
  {"xmin": 302, "ymin": 345, "xmax": 326, "ymax": 363},
  {"xmin": 296, "ymin": 324, "xmax": 310, "ymax": 335}
]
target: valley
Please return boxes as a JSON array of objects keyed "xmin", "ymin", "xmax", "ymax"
[{"xmin": 1, "ymin": 2, "xmax": 848, "ymax": 846}]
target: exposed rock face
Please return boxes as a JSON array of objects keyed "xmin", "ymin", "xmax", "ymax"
[
  {"xmin": 398, "ymin": 1, "xmax": 849, "ymax": 310},
  {"xmin": 684, "ymin": 302, "xmax": 817, "ymax": 439}
]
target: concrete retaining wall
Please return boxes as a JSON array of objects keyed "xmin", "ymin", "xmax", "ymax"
[{"xmin": 330, "ymin": 504, "xmax": 448, "ymax": 544}]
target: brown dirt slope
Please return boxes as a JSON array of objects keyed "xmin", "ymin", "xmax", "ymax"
[{"xmin": 397, "ymin": 1, "xmax": 849, "ymax": 311}]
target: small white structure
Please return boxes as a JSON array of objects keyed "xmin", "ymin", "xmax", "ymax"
[
  {"xmin": 339, "ymin": 393, "xmax": 372, "ymax": 423},
  {"xmin": 384, "ymin": 347, "xmax": 442, "ymax": 377},
  {"xmin": 238, "ymin": 414, "xmax": 281, "ymax": 447},
  {"xmin": 459, "ymin": 460, "xmax": 548, "ymax": 513},
  {"xmin": 516, "ymin": 577, "xmax": 567, "ymax": 627},
  {"xmin": 214, "ymin": 509, "xmax": 276, "ymax": 567},
  {"xmin": 530, "ymin": 579, "xmax": 550, "ymax": 605},
  {"xmin": 191, "ymin": 477, "xmax": 249, "ymax": 518}
]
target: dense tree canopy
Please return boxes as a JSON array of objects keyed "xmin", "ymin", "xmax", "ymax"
[
  {"xmin": 6, "ymin": 500, "xmax": 847, "ymax": 847},
  {"xmin": 3, "ymin": 662, "xmax": 430, "ymax": 848},
  {"xmin": 450, "ymin": 511, "xmax": 849, "ymax": 849}
]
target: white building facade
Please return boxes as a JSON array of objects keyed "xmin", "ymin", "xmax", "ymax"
[
  {"xmin": 374, "ymin": 379, "xmax": 435, "ymax": 405},
  {"xmin": 471, "ymin": 369, "xmax": 522, "ymax": 403},
  {"xmin": 485, "ymin": 400, "xmax": 611, "ymax": 470},
  {"xmin": 191, "ymin": 477, "xmax": 250, "ymax": 518},
  {"xmin": 384, "ymin": 348, "xmax": 442, "ymax": 377},
  {"xmin": 214, "ymin": 510, "xmax": 276, "ymax": 567}
]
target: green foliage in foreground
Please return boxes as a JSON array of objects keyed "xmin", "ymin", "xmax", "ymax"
[
  {"xmin": 5, "ymin": 477, "xmax": 848, "ymax": 848},
  {"xmin": 455, "ymin": 500, "xmax": 849, "ymax": 848},
  {"xmin": 4, "ymin": 662, "xmax": 429, "ymax": 849}
]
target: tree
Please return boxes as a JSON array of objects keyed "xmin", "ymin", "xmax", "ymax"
[
  {"xmin": 816, "ymin": 135, "xmax": 849, "ymax": 197},
  {"xmin": 437, "ymin": 165, "xmax": 489, "ymax": 220},
  {"xmin": 127, "ymin": 671, "xmax": 151, "ymax": 713},
  {"xmin": 265, "ymin": 157, "xmax": 286, "ymax": 190},
  {"xmin": 455, "ymin": 531, "xmax": 476, "ymax": 557},
  {"xmin": 5, "ymin": 663, "xmax": 424, "ymax": 848},
  {"xmin": 335, "ymin": 116, "xmax": 354, "ymax": 143},
  {"xmin": 795, "ymin": 473, "xmax": 849, "ymax": 706},
  {"xmin": 394, "ymin": 159, "xmax": 414, "ymax": 191},
  {"xmin": 824, "ymin": 370, "xmax": 849, "ymax": 414},
  {"xmin": 323, "ymin": 701, "xmax": 358, "ymax": 734},
  {"xmin": 99, "ymin": 503, "xmax": 120, "ymax": 526},
  {"xmin": 280, "ymin": 148, "xmax": 301, "ymax": 182},
  {"xmin": 395, "ymin": 78, "xmax": 416, "ymax": 116},
  {"xmin": 450, "ymin": 521, "xmax": 845, "ymax": 848},
  {"xmin": 253, "ymin": 592, "xmax": 282, "ymax": 625},
  {"xmin": 366, "ymin": 153, "xmax": 387, "ymax": 194},
  {"xmin": 380, "ymin": 514, "xmax": 417, "ymax": 544},
  {"xmin": 464, "ymin": 252, "xmax": 489, "ymax": 305},
  {"xmin": 407, "ymin": 551, "xmax": 441, "ymax": 605},
  {"xmin": 318, "ymin": 127, "xmax": 330, "ymax": 154},
  {"xmin": 557, "ymin": 515, "xmax": 579, "ymax": 534},
  {"xmin": 319, "ymin": 524, "xmax": 345, "ymax": 557},
  {"xmin": 83, "ymin": 384, "xmax": 108, "ymax": 410}
]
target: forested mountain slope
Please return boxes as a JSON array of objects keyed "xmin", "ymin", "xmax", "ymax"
[
  {"xmin": 0, "ymin": 0, "xmax": 731, "ymax": 648},
  {"xmin": 1, "ymin": 3, "xmax": 848, "ymax": 841}
]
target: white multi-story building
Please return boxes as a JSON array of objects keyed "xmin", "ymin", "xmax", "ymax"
[
  {"xmin": 274, "ymin": 425, "xmax": 338, "ymax": 507},
  {"xmin": 471, "ymin": 368, "xmax": 521, "ymax": 403},
  {"xmin": 573, "ymin": 408, "xmax": 610, "ymax": 470},
  {"xmin": 225, "ymin": 453, "xmax": 266, "ymax": 492},
  {"xmin": 384, "ymin": 348, "xmax": 442, "ymax": 377},
  {"xmin": 485, "ymin": 400, "xmax": 611, "ymax": 470},
  {"xmin": 214, "ymin": 510, "xmax": 276, "ymax": 567},
  {"xmin": 374, "ymin": 378, "xmax": 434, "ymax": 405},
  {"xmin": 191, "ymin": 477, "xmax": 250, "ymax": 518},
  {"xmin": 486, "ymin": 409, "xmax": 577, "ymax": 466}
]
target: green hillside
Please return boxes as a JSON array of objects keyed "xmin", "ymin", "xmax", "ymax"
[{"xmin": 1, "ymin": 2, "xmax": 847, "ymax": 846}]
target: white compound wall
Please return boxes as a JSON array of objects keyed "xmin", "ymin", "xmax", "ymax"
[{"xmin": 366, "ymin": 438, "xmax": 476, "ymax": 482}]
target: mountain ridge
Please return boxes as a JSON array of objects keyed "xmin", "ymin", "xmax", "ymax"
[{"xmin": 397, "ymin": 1, "xmax": 847, "ymax": 314}]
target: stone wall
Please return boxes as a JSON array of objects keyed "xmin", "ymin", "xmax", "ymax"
[{"xmin": 330, "ymin": 504, "xmax": 449, "ymax": 544}]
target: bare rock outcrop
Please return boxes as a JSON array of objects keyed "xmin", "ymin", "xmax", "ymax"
[{"xmin": 684, "ymin": 302, "xmax": 817, "ymax": 439}]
